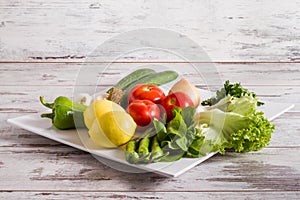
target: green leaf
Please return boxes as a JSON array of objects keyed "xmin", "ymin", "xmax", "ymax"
[
  {"xmin": 167, "ymin": 107, "xmax": 187, "ymax": 138},
  {"xmin": 160, "ymin": 153, "xmax": 184, "ymax": 162},
  {"xmin": 175, "ymin": 136, "xmax": 189, "ymax": 151},
  {"xmin": 181, "ymin": 106, "xmax": 196, "ymax": 128},
  {"xmin": 153, "ymin": 119, "xmax": 167, "ymax": 142},
  {"xmin": 185, "ymin": 134, "xmax": 205, "ymax": 157},
  {"xmin": 162, "ymin": 140, "xmax": 179, "ymax": 150}
]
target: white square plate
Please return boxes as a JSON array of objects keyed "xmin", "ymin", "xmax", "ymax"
[{"xmin": 7, "ymin": 89, "xmax": 294, "ymax": 177}]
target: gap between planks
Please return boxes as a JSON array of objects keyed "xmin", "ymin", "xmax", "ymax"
[
  {"xmin": 0, "ymin": 61, "xmax": 300, "ymax": 64},
  {"xmin": 0, "ymin": 189, "xmax": 299, "ymax": 193}
]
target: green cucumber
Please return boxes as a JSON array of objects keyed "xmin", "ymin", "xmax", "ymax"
[
  {"xmin": 120, "ymin": 70, "xmax": 179, "ymax": 107},
  {"xmin": 110, "ymin": 68, "xmax": 156, "ymax": 91},
  {"xmin": 124, "ymin": 70, "xmax": 179, "ymax": 90}
]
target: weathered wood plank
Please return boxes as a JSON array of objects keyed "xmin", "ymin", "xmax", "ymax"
[
  {"xmin": 0, "ymin": 0, "xmax": 299, "ymax": 62},
  {"xmin": 1, "ymin": 63, "xmax": 300, "ymax": 86},
  {"xmin": 0, "ymin": 147, "xmax": 299, "ymax": 191},
  {"xmin": 0, "ymin": 191, "xmax": 299, "ymax": 200}
]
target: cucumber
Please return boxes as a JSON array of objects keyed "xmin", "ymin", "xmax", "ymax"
[
  {"xmin": 120, "ymin": 70, "xmax": 179, "ymax": 107},
  {"xmin": 124, "ymin": 70, "xmax": 179, "ymax": 90},
  {"xmin": 111, "ymin": 68, "xmax": 156, "ymax": 91}
]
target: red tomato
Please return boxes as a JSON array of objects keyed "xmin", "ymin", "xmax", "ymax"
[
  {"xmin": 161, "ymin": 92, "xmax": 194, "ymax": 121},
  {"xmin": 127, "ymin": 99, "xmax": 161, "ymax": 127},
  {"xmin": 128, "ymin": 84, "xmax": 165, "ymax": 104}
]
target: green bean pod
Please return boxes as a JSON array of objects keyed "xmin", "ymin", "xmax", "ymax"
[
  {"xmin": 125, "ymin": 140, "xmax": 140, "ymax": 164},
  {"xmin": 138, "ymin": 137, "xmax": 150, "ymax": 159}
]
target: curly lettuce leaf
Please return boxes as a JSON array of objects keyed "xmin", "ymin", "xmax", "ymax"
[
  {"xmin": 197, "ymin": 109, "xmax": 275, "ymax": 154},
  {"xmin": 202, "ymin": 80, "xmax": 264, "ymax": 106}
]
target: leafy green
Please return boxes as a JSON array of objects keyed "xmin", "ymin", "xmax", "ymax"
[
  {"xmin": 166, "ymin": 107, "xmax": 187, "ymax": 138},
  {"xmin": 206, "ymin": 95, "xmax": 258, "ymax": 116},
  {"xmin": 201, "ymin": 80, "xmax": 264, "ymax": 106},
  {"xmin": 197, "ymin": 95, "xmax": 275, "ymax": 154},
  {"xmin": 185, "ymin": 130, "xmax": 205, "ymax": 158},
  {"xmin": 153, "ymin": 119, "xmax": 167, "ymax": 141},
  {"xmin": 153, "ymin": 106, "xmax": 203, "ymax": 162}
]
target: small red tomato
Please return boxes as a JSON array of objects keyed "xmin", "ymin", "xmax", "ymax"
[
  {"xmin": 161, "ymin": 92, "xmax": 194, "ymax": 121},
  {"xmin": 127, "ymin": 99, "xmax": 161, "ymax": 127},
  {"xmin": 128, "ymin": 84, "xmax": 165, "ymax": 104}
]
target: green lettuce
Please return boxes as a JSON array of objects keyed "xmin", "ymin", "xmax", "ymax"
[
  {"xmin": 201, "ymin": 80, "xmax": 264, "ymax": 106},
  {"xmin": 196, "ymin": 95, "xmax": 275, "ymax": 154}
]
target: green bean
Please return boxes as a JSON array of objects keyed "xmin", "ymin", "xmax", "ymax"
[
  {"xmin": 125, "ymin": 140, "xmax": 139, "ymax": 164},
  {"xmin": 138, "ymin": 137, "xmax": 150, "ymax": 158},
  {"xmin": 150, "ymin": 136, "xmax": 163, "ymax": 161},
  {"xmin": 151, "ymin": 136, "xmax": 170, "ymax": 162}
]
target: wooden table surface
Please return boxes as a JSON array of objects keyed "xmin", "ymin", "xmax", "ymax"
[{"xmin": 1, "ymin": 0, "xmax": 299, "ymax": 199}]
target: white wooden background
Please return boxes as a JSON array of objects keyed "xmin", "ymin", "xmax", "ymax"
[{"xmin": 0, "ymin": 0, "xmax": 299, "ymax": 199}]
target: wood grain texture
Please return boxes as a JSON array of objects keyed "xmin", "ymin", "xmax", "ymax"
[
  {"xmin": 0, "ymin": 0, "xmax": 300, "ymax": 199},
  {"xmin": 0, "ymin": 192, "xmax": 299, "ymax": 200},
  {"xmin": 1, "ymin": 63, "xmax": 300, "ymax": 86},
  {"xmin": 0, "ymin": 146, "xmax": 299, "ymax": 191},
  {"xmin": 1, "ymin": 63, "xmax": 299, "ymax": 112},
  {"xmin": 0, "ymin": 0, "xmax": 299, "ymax": 62}
]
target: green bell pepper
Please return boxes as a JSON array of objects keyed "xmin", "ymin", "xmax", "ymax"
[{"xmin": 40, "ymin": 96, "xmax": 87, "ymax": 130}]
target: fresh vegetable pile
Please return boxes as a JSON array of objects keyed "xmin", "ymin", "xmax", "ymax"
[{"xmin": 40, "ymin": 68, "xmax": 275, "ymax": 164}]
